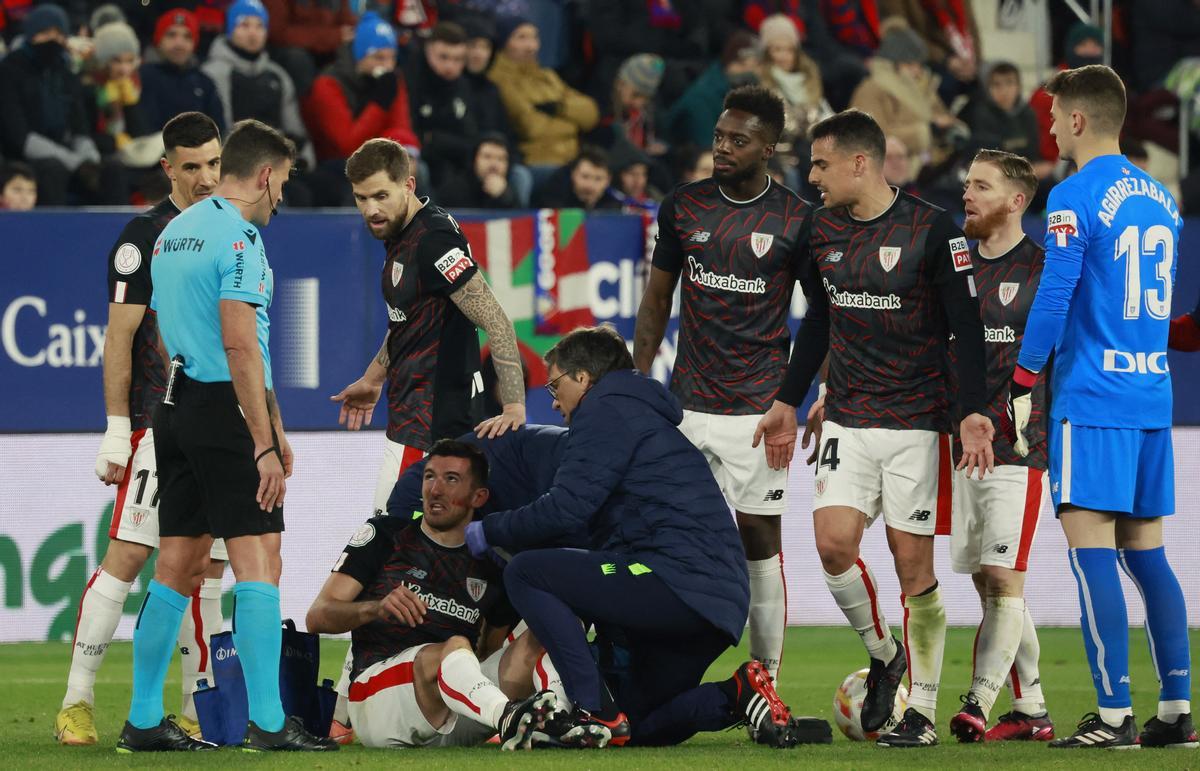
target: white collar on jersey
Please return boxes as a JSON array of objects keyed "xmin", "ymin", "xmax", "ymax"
[
  {"xmin": 718, "ymin": 174, "xmax": 772, "ymax": 205},
  {"xmin": 166, "ymin": 194, "xmax": 182, "ymax": 214}
]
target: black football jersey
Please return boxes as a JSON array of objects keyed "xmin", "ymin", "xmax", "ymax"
[
  {"xmin": 652, "ymin": 177, "xmax": 812, "ymax": 414},
  {"xmin": 334, "ymin": 516, "xmax": 516, "ymax": 678},
  {"xmin": 810, "ymin": 189, "xmax": 981, "ymax": 432},
  {"xmin": 381, "ymin": 199, "xmax": 483, "ymax": 448},
  {"xmin": 105, "ymin": 197, "xmax": 180, "ymax": 430},
  {"xmin": 954, "ymin": 237, "xmax": 1048, "ymax": 468}
]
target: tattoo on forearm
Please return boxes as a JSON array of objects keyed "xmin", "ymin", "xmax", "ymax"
[
  {"xmin": 374, "ymin": 335, "xmax": 390, "ymax": 369},
  {"xmin": 266, "ymin": 388, "xmax": 280, "ymax": 428},
  {"xmin": 452, "ymin": 275, "xmax": 524, "ymax": 406}
]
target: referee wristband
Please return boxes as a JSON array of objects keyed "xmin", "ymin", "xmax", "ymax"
[{"xmin": 255, "ymin": 447, "xmax": 279, "ymax": 464}]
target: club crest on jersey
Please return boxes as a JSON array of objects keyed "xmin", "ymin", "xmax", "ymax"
[
  {"xmin": 466, "ymin": 577, "xmax": 487, "ymax": 602},
  {"xmin": 129, "ymin": 509, "xmax": 148, "ymax": 528},
  {"xmin": 949, "ymin": 237, "xmax": 971, "ymax": 272},
  {"xmin": 878, "ymin": 246, "xmax": 901, "ymax": 272},
  {"xmin": 1047, "ymin": 210, "xmax": 1077, "ymax": 247},
  {"xmin": 750, "ymin": 232, "xmax": 774, "ymax": 258},
  {"xmin": 392, "ymin": 262, "xmax": 404, "ymax": 287},
  {"xmin": 815, "ymin": 477, "xmax": 827, "ymax": 496},
  {"xmin": 435, "ymin": 247, "xmax": 473, "ymax": 283},
  {"xmin": 998, "ymin": 282, "xmax": 1019, "ymax": 306}
]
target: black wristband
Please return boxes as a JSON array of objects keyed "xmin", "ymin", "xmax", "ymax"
[{"xmin": 255, "ymin": 447, "xmax": 278, "ymax": 464}]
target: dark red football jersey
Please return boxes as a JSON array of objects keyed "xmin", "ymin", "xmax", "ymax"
[
  {"xmin": 652, "ymin": 177, "xmax": 812, "ymax": 414},
  {"xmin": 105, "ymin": 197, "xmax": 180, "ymax": 430},
  {"xmin": 335, "ymin": 516, "xmax": 516, "ymax": 679},
  {"xmin": 381, "ymin": 200, "xmax": 483, "ymax": 448},
  {"xmin": 952, "ymin": 237, "xmax": 1048, "ymax": 469},
  {"xmin": 810, "ymin": 190, "xmax": 980, "ymax": 432}
]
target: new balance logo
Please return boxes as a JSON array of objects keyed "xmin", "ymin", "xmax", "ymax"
[
  {"xmin": 689, "ymin": 230, "xmax": 711, "ymax": 242},
  {"xmin": 992, "ymin": 544, "xmax": 1009, "ymax": 554},
  {"xmin": 763, "ymin": 489, "xmax": 784, "ymax": 502},
  {"xmin": 909, "ymin": 509, "xmax": 931, "ymax": 522},
  {"xmin": 1168, "ymin": 669, "xmax": 1189, "ymax": 677}
]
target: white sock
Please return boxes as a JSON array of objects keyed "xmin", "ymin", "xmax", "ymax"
[
  {"xmin": 824, "ymin": 560, "xmax": 897, "ymax": 662},
  {"xmin": 177, "ymin": 589, "xmax": 202, "ymax": 720},
  {"xmin": 63, "ymin": 567, "xmax": 132, "ymax": 708},
  {"xmin": 1007, "ymin": 605, "xmax": 1046, "ymax": 715},
  {"xmin": 903, "ymin": 585, "xmax": 946, "ymax": 723},
  {"xmin": 747, "ymin": 555, "xmax": 787, "ymax": 679},
  {"xmin": 438, "ymin": 648, "xmax": 510, "ymax": 729},
  {"xmin": 1159, "ymin": 700, "xmax": 1190, "ymax": 723},
  {"xmin": 533, "ymin": 652, "xmax": 571, "ymax": 711},
  {"xmin": 1100, "ymin": 706, "xmax": 1133, "ymax": 726},
  {"xmin": 177, "ymin": 577, "xmax": 224, "ymax": 720},
  {"xmin": 333, "ymin": 646, "xmax": 354, "ymax": 724},
  {"xmin": 971, "ymin": 596, "xmax": 1025, "ymax": 718}
]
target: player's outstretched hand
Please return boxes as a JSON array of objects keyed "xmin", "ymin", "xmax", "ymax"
[
  {"xmin": 254, "ymin": 445, "xmax": 286, "ymax": 511},
  {"xmin": 802, "ymin": 394, "xmax": 825, "ymax": 466},
  {"xmin": 95, "ymin": 416, "xmax": 133, "ymax": 485},
  {"xmin": 957, "ymin": 413, "xmax": 995, "ymax": 480},
  {"xmin": 377, "ymin": 584, "xmax": 427, "ymax": 627},
  {"xmin": 330, "ymin": 377, "xmax": 383, "ymax": 431},
  {"xmin": 475, "ymin": 402, "xmax": 525, "ymax": 439},
  {"xmin": 753, "ymin": 401, "xmax": 798, "ymax": 471}
]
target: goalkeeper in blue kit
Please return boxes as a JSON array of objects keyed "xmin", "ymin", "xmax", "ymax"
[{"xmin": 1007, "ymin": 65, "xmax": 1195, "ymax": 749}]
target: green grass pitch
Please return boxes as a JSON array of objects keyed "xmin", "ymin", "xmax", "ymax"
[{"xmin": 5, "ymin": 626, "xmax": 1197, "ymax": 769}]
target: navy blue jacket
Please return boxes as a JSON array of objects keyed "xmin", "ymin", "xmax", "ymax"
[
  {"xmin": 387, "ymin": 425, "xmax": 569, "ymax": 520},
  {"xmin": 481, "ymin": 370, "xmax": 750, "ymax": 644},
  {"xmin": 139, "ymin": 59, "xmax": 226, "ymax": 133}
]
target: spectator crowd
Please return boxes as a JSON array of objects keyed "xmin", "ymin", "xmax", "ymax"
[{"xmin": 1, "ymin": 0, "xmax": 1199, "ymax": 216}]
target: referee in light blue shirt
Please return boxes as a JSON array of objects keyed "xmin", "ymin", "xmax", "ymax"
[{"xmin": 117, "ymin": 120, "xmax": 335, "ymax": 753}]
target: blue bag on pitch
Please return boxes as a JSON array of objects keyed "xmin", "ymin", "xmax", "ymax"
[{"xmin": 194, "ymin": 619, "xmax": 337, "ymax": 745}]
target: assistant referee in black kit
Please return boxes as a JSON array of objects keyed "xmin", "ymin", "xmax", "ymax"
[{"xmin": 116, "ymin": 120, "xmax": 336, "ymax": 753}]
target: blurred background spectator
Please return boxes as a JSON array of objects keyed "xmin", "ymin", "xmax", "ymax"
[
  {"xmin": 757, "ymin": 12, "xmax": 831, "ymax": 190},
  {"xmin": 665, "ymin": 29, "xmax": 760, "ymax": 148},
  {"xmin": 488, "ymin": 15, "xmax": 598, "ymax": 175},
  {"xmin": 139, "ymin": 9, "xmax": 225, "ymax": 133},
  {"xmin": 957, "ymin": 61, "xmax": 1041, "ymax": 168},
  {"xmin": 534, "ymin": 145, "xmax": 620, "ymax": 210},
  {"xmin": 881, "ymin": 0, "xmax": 980, "ymax": 104},
  {"xmin": 437, "ymin": 132, "xmax": 521, "ymax": 209},
  {"xmin": 0, "ymin": 161, "xmax": 37, "ymax": 210},
  {"xmin": 262, "ymin": 0, "xmax": 358, "ymax": 96}
]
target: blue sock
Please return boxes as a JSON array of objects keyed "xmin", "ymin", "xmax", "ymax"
[
  {"xmin": 233, "ymin": 582, "xmax": 285, "ymax": 732},
  {"xmin": 1118, "ymin": 546, "xmax": 1192, "ymax": 702},
  {"xmin": 1068, "ymin": 548, "xmax": 1131, "ymax": 708},
  {"xmin": 128, "ymin": 580, "xmax": 188, "ymax": 729}
]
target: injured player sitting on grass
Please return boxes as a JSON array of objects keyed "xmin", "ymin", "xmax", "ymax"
[{"xmin": 306, "ymin": 440, "xmax": 562, "ymax": 749}]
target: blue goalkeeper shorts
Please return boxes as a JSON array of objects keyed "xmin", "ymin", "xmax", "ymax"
[{"xmin": 1047, "ymin": 419, "xmax": 1174, "ymax": 518}]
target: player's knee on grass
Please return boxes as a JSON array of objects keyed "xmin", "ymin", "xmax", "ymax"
[
  {"xmin": 735, "ymin": 512, "xmax": 782, "ymax": 559},
  {"xmin": 100, "ymin": 538, "xmax": 154, "ymax": 582},
  {"xmin": 979, "ymin": 565, "xmax": 1025, "ymax": 597}
]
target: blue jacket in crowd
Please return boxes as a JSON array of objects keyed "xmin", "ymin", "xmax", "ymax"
[{"xmin": 481, "ymin": 370, "xmax": 750, "ymax": 644}]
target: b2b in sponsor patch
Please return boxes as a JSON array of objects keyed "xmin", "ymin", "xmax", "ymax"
[
  {"xmin": 949, "ymin": 236, "xmax": 971, "ymax": 272},
  {"xmin": 1047, "ymin": 210, "xmax": 1078, "ymax": 247},
  {"xmin": 435, "ymin": 248, "xmax": 474, "ymax": 283}
]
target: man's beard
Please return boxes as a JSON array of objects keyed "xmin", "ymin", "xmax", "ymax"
[
  {"xmin": 368, "ymin": 216, "xmax": 405, "ymax": 241},
  {"xmin": 963, "ymin": 204, "xmax": 1008, "ymax": 240},
  {"xmin": 713, "ymin": 161, "xmax": 758, "ymax": 187}
]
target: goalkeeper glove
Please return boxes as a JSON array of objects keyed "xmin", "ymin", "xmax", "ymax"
[
  {"xmin": 1169, "ymin": 313, "xmax": 1200, "ymax": 352},
  {"xmin": 1005, "ymin": 366, "xmax": 1037, "ymax": 458},
  {"xmin": 95, "ymin": 416, "xmax": 132, "ymax": 480}
]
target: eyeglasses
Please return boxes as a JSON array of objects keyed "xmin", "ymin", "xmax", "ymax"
[{"xmin": 545, "ymin": 371, "xmax": 570, "ymax": 400}]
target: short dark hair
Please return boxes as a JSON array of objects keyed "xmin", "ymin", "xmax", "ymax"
[
  {"xmin": 1045, "ymin": 64, "xmax": 1126, "ymax": 135},
  {"xmin": 988, "ymin": 61, "xmax": 1020, "ymax": 86},
  {"xmin": 429, "ymin": 21, "xmax": 466, "ymax": 45},
  {"xmin": 573, "ymin": 145, "xmax": 609, "ymax": 172},
  {"xmin": 545, "ymin": 325, "xmax": 633, "ymax": 383},
  {"xmin": 162, "ymin": 111, "xmax": 220, "ymax": 154},
  {"xmin": 809, "ymin": 109, "xmax": 886, "ymax": 163},
  {"xmin": 722, "ymin": 85, "xmax": 785, "ymax": 144},
  {"xmin": 219, "ymin": 119, "xmax": 295, "ymax": 180},
  {"xmin": 427, "ymin": 439, "xmax": 489, "ymax": 488},
  {"xmin": 0, "ymin": 161, "xmax": 36, "ymax": 188},
  {"xmin": 346, "ymin": 138, "xmax": 412, "ymax": 184},
  {"xmin": 971, "ymin": 149, "xmax": 1037, "ymax": 208}
]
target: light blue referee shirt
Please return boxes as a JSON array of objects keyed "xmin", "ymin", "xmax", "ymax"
[{"xmin": 150, "ymin": 196, "xmax": 274, "ymax": 389}]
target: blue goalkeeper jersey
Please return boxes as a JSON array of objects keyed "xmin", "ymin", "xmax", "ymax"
[{"xmin": 1018, "ymin": 154, "xmax": 1180, "ymax": 429}]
